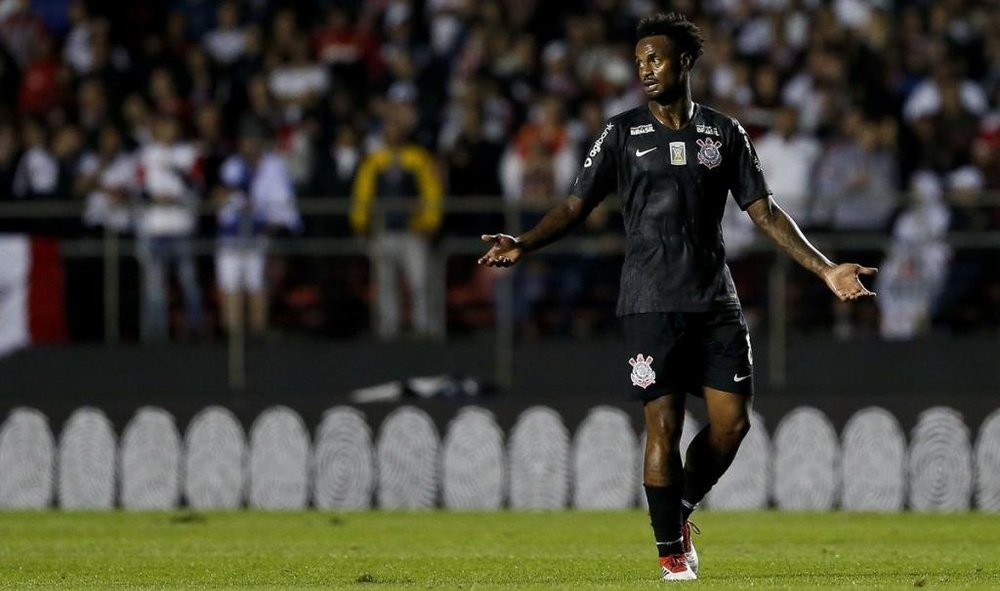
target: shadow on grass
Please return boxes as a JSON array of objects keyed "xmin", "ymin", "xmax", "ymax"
[
  {"xmin": 354, "ymin": 572, "xmax": 414, "ymax": 585},
  {"xmin": 169, "ymin": 512, "xmax": 207, "ymax": 524}
]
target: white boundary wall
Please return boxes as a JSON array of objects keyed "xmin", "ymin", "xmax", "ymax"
[{"xmin": 0, "ymin": 405, "xmax": 995, "ymax": 511}]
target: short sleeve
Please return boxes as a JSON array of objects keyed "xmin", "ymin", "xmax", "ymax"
[
  {"xmin": 727, "ymin": 119, "xmax": 771, "ymax": 210},
  {"xmin": 571, "ymin": 121, "xmax": 619, "ymax": 208}
]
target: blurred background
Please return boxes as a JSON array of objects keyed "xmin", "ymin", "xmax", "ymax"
[{"xmin": 0, "ymin": 0, "xmax": 997, "ymax": 434}]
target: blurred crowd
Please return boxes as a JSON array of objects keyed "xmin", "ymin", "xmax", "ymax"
[{"xmin": 0, "ymin": 0, "xmax": 997, "ymax": 341}]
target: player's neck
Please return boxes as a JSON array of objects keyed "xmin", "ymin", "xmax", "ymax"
[{"xmin": 648, "ymin": 91, "xmax": 694, "ymax": 131}]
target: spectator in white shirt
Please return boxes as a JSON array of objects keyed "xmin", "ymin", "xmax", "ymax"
[
  {"xmin": 215, "ymin": 122, "xmax": 300, "ymax": 335},
  {"xmin": 781, "ymin": 50, "xmax": 844, "ymax": 132},
  {"xmin": 876, "ymin": 171, "xmax": 951, "ymax": 339},
  {"xmin": 499, "ymin": 96, "xmax": 577, "ymax": 204},
  {"xmin": 268, "ymin": 36, "xmax": 329, "ymax": 120},
  {"xmin": 136, "ymin": 114, "xmax": 204, "ymax": 342},
  {"xmin": 12, "ymin": 118, "xmax": 57, "ymax": 199},
  {"xmin": 62, "ymin": 0, "xmax": 94, "ymax": 75},
  {"xmin": 202, "ymin": 1, "xmax": 245, "ymax": 67},
  {"xmin": 812, "ymin": 114, "xmax": 898, "ymax": 231},
  {"xmin": 754, "ymin": 106, "xmax": 821, "ymax": 225},
  {"xmin": 904, "ymin": 63, "xmax": 988, "ymax": 122},
  {"xmin": 77, "ymin": 124, "xmax": 137, "ymax": 232}
]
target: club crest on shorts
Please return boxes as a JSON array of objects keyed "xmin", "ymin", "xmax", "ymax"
[
  {"xmin": 696, "ymin": 138, "xmax": 723, "ymax": 169},
  {"xmin": 628, "ymin": 354, "xmax": 656, "ymax": 389}
]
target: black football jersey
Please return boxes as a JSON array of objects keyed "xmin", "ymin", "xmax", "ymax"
[{"xmin": 572, "ymin": 103, "xmax": 771, "ymax": 315}]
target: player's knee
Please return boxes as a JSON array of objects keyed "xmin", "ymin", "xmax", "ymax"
[
  {"xmin": 729, "ymin": 414, "xmax": 751, "ymax": 443},
  {"xmin": 646, "ymin": 421, "xmax": 684, "ymax": 454},
  {"xmin": 716, "ymin": 414, "xmax": 750, "ymax": 446},
  {"xmin": 643, "ymin": 396, "xmax": 685, "ymax": 437}
]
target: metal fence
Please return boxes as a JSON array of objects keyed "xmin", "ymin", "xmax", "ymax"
[{"xmin": 2, "ymin": 194, "xmax": 999, "ymax": 390}]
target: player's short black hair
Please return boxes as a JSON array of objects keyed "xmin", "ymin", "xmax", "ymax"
[{"xmin": 636, "ymin": 12, "xmax": 705, "ymax": 65}]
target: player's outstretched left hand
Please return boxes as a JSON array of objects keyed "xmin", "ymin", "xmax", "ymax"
[
  {"xmin": 478, "ymin": 234, "xmax": 523, "ymax": 267},
  {"xmin": 822, "ymin": 263, "xmax": 878, "ymax": 301}
]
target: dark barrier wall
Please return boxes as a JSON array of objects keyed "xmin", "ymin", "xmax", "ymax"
[{"xmin": 1, "ymin": 336, "xmax": 997, "ymax": 434}]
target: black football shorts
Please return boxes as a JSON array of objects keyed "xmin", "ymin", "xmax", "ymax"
[{"xmin": 622, "ymin": 308, "xmax": 754, "ymax": 401}]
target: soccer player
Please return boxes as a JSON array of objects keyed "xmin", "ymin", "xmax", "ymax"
[{"xmin": 479, "ymin": 13, "xmax": 877, "ymax": 582}]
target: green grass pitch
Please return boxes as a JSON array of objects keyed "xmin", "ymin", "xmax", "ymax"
[{"xmin": 1, "ymin": 511, "xmax": 998, "ymax": 590}]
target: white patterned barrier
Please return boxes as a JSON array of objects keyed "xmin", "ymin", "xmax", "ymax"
[
  {"xmin": 58, "ymin": 407, "xmax": 116, "ymax": 510},
  {"xmin": 0, "ymin": 408, "xmax": 54, "ymax": 509},
  {"xmin": 840, "ymin": 407, "xmax": 906, "ymax": 511},
  {"xmin": 185, "ymin": 406, "xmax": 246, "ymax": 510},
  {"xmin": 120, "ymin": 407, "xmax": 181, "ymax": 510},
  {"xmin": 248, "ymin": 406, "xmax": 310, "ymax": 510},
  {"xmin": 442, "ymin": 407, "xmax": 505, "ymax": 510},
  {"xmin": 772, "ymin": 407, "xmax": 839, "ymax": 510},
  {"xmin": 313, "ymin": 406, "xmax": 375, "ymax": 510},
  {"xmin": 509, "ymin": 406, "xmax": 569, "ymax": 510},
  {"xmin": 975, "ymin": 409, "xmax": 1000, "ymax": 513},
  {"xmin": 1, "ymin": 403, "xmax": 998, "ymax": 512},
  {"xmin": 909, "ymin": 407, "xmax": 973, "ymax": 512},
  {"xmin": 376, "ymin": 406, "xmax": 439, "ymax": 509},
  {"xmin": 573, "ymin": 406, "xmax": 637, "ymax": 509}
]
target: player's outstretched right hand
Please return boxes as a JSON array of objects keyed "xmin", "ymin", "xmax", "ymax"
[
  {"xmin": 822, "ymin": 262, "xmax": 878, "ymax": 301},
  {"xmin": 478, "ymin": 234, "xmax": 523, "ymax": 267}
]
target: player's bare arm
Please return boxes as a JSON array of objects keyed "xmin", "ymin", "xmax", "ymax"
[
  {"xmin": 478, "ymin": 195, "xmax": 588, "ymax": 267},
  {"xmin": 746, "ymin": 196, "xmax": 877, "ymax": 301}
]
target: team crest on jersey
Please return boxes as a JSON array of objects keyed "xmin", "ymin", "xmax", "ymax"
[
  {"xmin": 629, "ymin": 354, "xmax": 656, "ymax": 389},
  {"xmin": 630, "ymin": 124, "xmax": 654, "ymax": 135},
  {"xmin": 696, "ymin": 138, "xmax": 723, "ymax": 169}
]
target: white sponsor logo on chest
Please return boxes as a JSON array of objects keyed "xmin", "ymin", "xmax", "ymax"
[
  {"xmin": 630, "ymin": 124, "xmax": 654, "ymax": 135},
  {"xmin": 696, "ymin": 124, "xmax": 721, "ymax": 136},
  {"xmin": 669, "ymin": 142, "xmax": 687, "ymax": 165}
]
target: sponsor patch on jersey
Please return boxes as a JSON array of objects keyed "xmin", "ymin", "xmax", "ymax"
[
  {"xmin": 669, "ymin": 142, "xmax": 687, "ymax": 165},
  {"xmin": 735, "ymin": 121, "xmax": 763, "ymax": 171},
  {"xmin": 696, "ymin": 138, "xmax": 723, "ymax": 169},
  {"xmin": 696, "ymin": 124, "xmax": 720, "ymax": 137},
  {"xmin": 630, "ymin": 124, "xmax": 654, "ymax": 136},
  {"xmin": 584, "ymin": 122, "xmax": 614, "ymax": 168},
  {"xmin": 628, "ymin": 354, "xmax": 656, "ymax": 389}
]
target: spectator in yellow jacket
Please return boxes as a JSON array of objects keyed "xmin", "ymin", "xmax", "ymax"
[{"xmin": 351, "ymin": 111, "xmax": 443, "ymax": 339}]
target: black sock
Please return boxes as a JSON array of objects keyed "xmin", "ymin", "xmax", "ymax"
[
  {"xmin": 682, "ymin": 425, "xmax": 744, "ymax": 509},
  {"xmin": 681, "ymin": 498, "xmax": 697, "ymax": 521},
  {"xmin": 644, "ymin": 484, "xmax": 683, "ymax": 557}
]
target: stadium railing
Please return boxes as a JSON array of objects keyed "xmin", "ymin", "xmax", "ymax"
[{"xmin": 1, "ymin": 193, "xmax": 998, "ymax": 391}]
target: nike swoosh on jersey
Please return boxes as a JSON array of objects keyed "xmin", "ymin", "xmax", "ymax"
[
  {"xmin": 635, "ymin": 147, "xmax": 658, "ymax": 157},
  {"xmin": 733, "ymin": 373, "xmax": 751, "ymax": 382}
]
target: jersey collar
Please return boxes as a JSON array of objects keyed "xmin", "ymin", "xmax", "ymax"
[{"xmin": 646, "ymin": 102, "xmax": 700, "ymax": 132}]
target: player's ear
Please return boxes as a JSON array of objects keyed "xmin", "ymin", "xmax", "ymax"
[{"xmin": 679, "ymin": 52, "xmax": 692, "ymax": 72}]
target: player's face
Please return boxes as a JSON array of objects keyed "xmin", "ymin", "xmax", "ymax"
[{"xmin": 635, "ymin": 36, "xmax": 687, "ymax": 100}]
